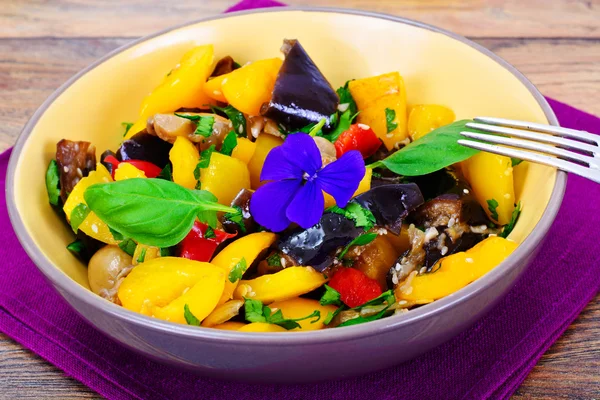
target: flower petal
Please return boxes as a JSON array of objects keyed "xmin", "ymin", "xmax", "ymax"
[
  {"xmin": 285, "ymin": 180, "xmax": 324, "ymax": 229},
  {"xmin": 250, "ymin": 179, "xmax": 303, "ymax": 232},
  {"xmin": 317, "ymin": 150, "xmax": 365, "ymax": 207},
  {"xmin": 260, "ymin": 133, "xmax": 323, "ymax": 183}
]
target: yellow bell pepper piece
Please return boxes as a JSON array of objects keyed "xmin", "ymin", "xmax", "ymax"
[
  {"xmin": 396, "ymin": 236, "xmax": 518, "ymax": 302},
  {"xmin": 132, "ymin": 244, "xmax": 161, "ymax": 266},
  {"xmin": 125, "ymin": 45, "xmax": 215, "ymax": 139},
  {"xmin": 461, "ymin": 152, "xmax": 515, "ymax": 225},
  {"xmin": 169, "ymin": 136, "xmax": 200, "ymax": 190},
  {"xmin": 234, "ymin": 266, "xmax": 327, "ymax": 304},
  {"xmin": 248, "ymin": 133, "xmax": 284, "ymax": 189},
  {"xmin": 212, "ymin": 321, "xmax": 246, "ymax": 331},
  {"xmin": 63, "ymin": 163, "xmax": 117, "ymax": 245},
  {"xmin": 211, "ymin": 232, "xmax": 277, "ymax": 305},
  {"xmin": 408, "ymin": 104, "xmax": 456, "ymax": 141},
  {"xmin": 238, "ymin": 323, "xmax": 287, "ymax": 332},
  {"xmin": 114, "ymin": 163, "xmax": 146, "ymax": 181},
  {"xmin": 268, "ymin": 298, "xmax": 337, "ymax": 331},
  {"xmin": 231, "ymin": 137, "xmax": 257, "ymax": 165},
  {"xmin": 203, "ymin": 74, "xmax": 228, "ymax": 103},
  {"xmin": 324, "ymin": 168, "xmax": 371, "ymax": 208},
  {"xmin": 200, "ymin": 152, "xmax": 251, "ymax": 206},
  {"xmin": 118, "ymin": 257, "xmax": 225, "ymax": 324},
  {"xmin": 349, "ymin": 72, "xmax": 409, "ymax": 151},
  {"xmin": 221, "ymin": 58, "xmax": 283, "ymax": 116},
  {"xmin": 201, "ymin": 300, "xmax": 244, "ymax": 327}
]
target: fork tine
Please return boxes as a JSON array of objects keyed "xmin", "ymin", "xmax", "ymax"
[
  {"xmin": 457, "ymin": 139, "xmax": 599, "ymax": 183},
  {"xmin": 466, "ymin": 122, "xmax": 600, "ymax": 154},
  {"xmin": 473, "ymin": 117, "xmax": 599, "ymax": 145},
  {"xmin": 460, "ymin": 131, "xmax": 598, "ymax": 167}
]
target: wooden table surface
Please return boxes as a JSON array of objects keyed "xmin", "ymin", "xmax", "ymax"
[{"xmin": 0, "ymin": 0, "xmax": 599, "ymax": 398}]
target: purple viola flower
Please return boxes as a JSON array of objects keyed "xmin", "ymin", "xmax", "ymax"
[{"xmin": 250, "ymin": 133, "xmax": 365, "ymax": 231}]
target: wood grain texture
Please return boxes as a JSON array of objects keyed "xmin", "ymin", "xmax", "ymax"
[
  {"xmin": 1, "ymin": 0, "xmax": 600, "ymax": 38},
  {"xmin": 0, "ymin": 1, "xmax": 599, "ymax": 399}
]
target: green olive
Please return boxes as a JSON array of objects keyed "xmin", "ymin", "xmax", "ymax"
[{"xmin": 88, "ymin": 245, "xmax": 133, "ymax": 304}]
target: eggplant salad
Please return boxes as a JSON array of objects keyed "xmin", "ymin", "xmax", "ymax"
[{"xmin": 45, "ymin": 40, "xmax": 521, "ymax": 332}]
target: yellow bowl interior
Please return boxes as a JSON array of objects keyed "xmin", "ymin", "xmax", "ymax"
[{"xmin": 11, "ymin": 10, "xmax": 556, "ymax": 289}]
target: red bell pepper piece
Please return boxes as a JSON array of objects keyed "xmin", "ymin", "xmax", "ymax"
[
  {"xmin": 178, "ymin": 221, "xmax": 236, "ymax": 262},
  {"xmin": 334, "ymin": 124, "xmax": 382, "ymax": 159},
  {"xmin": 328, "ymin": 267, "xmax": 382, "ymax": 308},
  {"xmin": 103, "ymin": 155, "xmax": 162, "ymax": 179}
]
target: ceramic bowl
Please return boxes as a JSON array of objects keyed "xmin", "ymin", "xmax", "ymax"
[{"xmin": 6, "ymin": 7, "xmax": 566, "ymax": 382}]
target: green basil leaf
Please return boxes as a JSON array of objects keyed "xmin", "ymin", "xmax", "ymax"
[
  {"xmin": 183, "ymin": 304, "xmax": 200, "ymax": 326},
  {"xmin": 336, "ymin": 80, "xmax": 358, "ymax": 116},
  {"xmin": 500, "ymin": 201, "xmax": 522, "ymax": 238},
  {"xmin": 69, "ymin": 203, "xmax": 90, "ymax": 233},
  {"xmin": 385, "ymin": 108, "xmax": 397, "ymax": 133},
  {"xmin": 223, "ymin": 205, "xmax": 246, "ymax": 234},
  {"xmin": 220, "ymin": 131, "xmax": 237, "ymax": 156},
  {"xmin": 338, "ymin": 232, "xmax": 377, "ymax": 259},
  {"xmin": 118, "ymin": 238, "xmax": 137, "ymax": 256},
  {"xmin": 84, "ymin": 178, "xmax": 235, "ymax": 247},
  {"xmin": 228, "ymin": 257, "xmax": 247, "ymax": 283},
  {"xmin": 210, "ymin": 105, "xmax": 247, "ymax": 137},
  {"xmin": 368, "ymin": 120, "xmax": 481, "ymax": 176},
  {"xmin": 487, "ymin": 198, "xmax": 499, "ymax": 222},
  {"xmin": 160, "ymin": 247, "xmax": 173, "ymax": 257},
  {"xmin": 45, "ymin": 159, "xmax": 61, "ymax": 206},
  {"xmin": 319, "ymin": 284, "xmax": 342, "ymax": 306}
]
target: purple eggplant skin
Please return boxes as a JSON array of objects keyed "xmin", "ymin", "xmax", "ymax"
[
  {"xmin": 277, "ymin": 213, "xmax": 363, "ymax": 272},
  {"xmin": 56, "ymin": 140, "xmax": 97, "ymax": 203},
  {"xmin": 353, "ymin": 183, "xmax": 425, "ymax": 235},
  {"xmin": 117, "ymin": 131, "xmax": 173, "ymax": 168},
  {"xmin": 261, "ymin": 39, "xmax": 338, "ymax": 131},
  {"xmin": 100, "ymin": 150, "xmax": 118, "ymax": 176},
  {"xmin": 221, "ymin": 189, "xmax": 257, "ymax": 237}
]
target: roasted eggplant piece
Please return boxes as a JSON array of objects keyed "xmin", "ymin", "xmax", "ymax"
[
  {"xmin": 100, "ymin": 150, "xmax": 118, "ymax": 176},
  {"xmin": 210, "ymin": 55, "xmax": 239, "ymax": 77},
  {"xmin": 261, "ymin": 39, "xmax": 338, "ymax": 131},
  {"xmin": 278, "ymin": 213, "xmax": 363, "ymax": 272},
  {"xmin": 117, "ymin": 131, "xmax": 173, "ymax": 168},
  {"xmin": 353, "ymin": 183, "xmax": 424, "ymax": 235},
  {"xmin": 221, "ymin": 189, "xmax": 257, "ymax": 237},
  {"xmin": 56, "ymin": 139, "xmax": 96, "ymax": 203}
]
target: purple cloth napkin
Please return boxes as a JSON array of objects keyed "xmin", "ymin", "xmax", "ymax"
[{"xmin": 1, "ymin": 2, "xmax": 599, "ymax": 398}]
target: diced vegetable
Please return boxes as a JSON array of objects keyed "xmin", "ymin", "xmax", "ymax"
[
  {"xmin": 201, "ymin": 300, "xmax": 244, "ymax": 327},
  {"xmin": 408, "ymin": 104, "xmax": 456, "ymax": 141},
  {"xmin": 231, "ymin": 137, "xmax": 256, "ymax": 164},
  {"xmin": 221, "ymin": 58, "xmax": 283, "ymax": 116},
  {"xmin": 396, "ymin": 236, "xmax": 518, "ymax": 302},
  {"xmin": 348, "ymin": 72, "xmax": 405, "ymax": 110},
  {"xmin": 351, "ymin": 235, "xmax": 400, "ymax": 291},
  {"xmin": 118, "ymin": 257, "xmax": 225, "ymax": 324},
  {"xmin": 126, "ymin": 45, "xmax": 216, "ymax": 139},
  {"xmin": 461, "ymin": 152, "xmax": 515, "ymax": 225},
  {"xmin": 247, "ymin": 133, "xmax": 283, "ymax": 189},
  {"xmin": 114, "ymin": 162, "xmax": 146, "ymax": 181},
  {"xmin": 268, "ymin": 298, "xmax": 336, "ymax": 330},
  {"xmin": 56, "ymin": 139, "xmax": 97, "ymax": 203},
  {"xmin": 334, "ymin": 124, "xmax": 382, "ymax": 159},
  {"xmin": 132, "ymin": 243, "xmax": 160, "ymax": 265},
  {"xmin": 169, "ymin": 136, "xmax": 200, "ymax": 190},
  {"xmin": 328, "ymin": 267, "xmax": 382, "ymax": 308},
  {"xmin": 200, "ymin": 152, "xmax": 251, "ymax": 206},
  {"xmin": 178, "ymin": 220, "xmax": 236, "ymax": 262},
  {"xmin": 238, "ymin": 322, "xmax": 287, "ymax": 332},
  {"xmin": 234, "ymin": 266, "xmax": 327, "ymax": 304},
  {"xmin": 118, "ymin": 131, "xmax": 173, "ymax": 169},
  {"xmin": 211, "ymin": 232, "xmax": 277, "ymax": 305}
]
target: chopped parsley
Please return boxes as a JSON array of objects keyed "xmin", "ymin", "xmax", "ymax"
[
  {"xmin": 319, "ymin": 285, "xmax": 342, "ymax": 306},
  {"xmin": 385, "ymin": 108, "xmax": 398, "ymax": 133},
  {"xmin": 175, "ymin": 113, "xmax": 215, "ymax": 137},
  {"xmin": 194, "ymin": 145, "xmax": 216, "ymax": 189},
  {"xmin": 45, "ymin": 159, "xmax": 61, "ymax": 206},
  {"xmin": 137, "ymin": 248, "xmax": 147, "ymax": 264},
  {"xmin": 121, "ymin": 122, "xmax": 134, "ymax": 136},
  {"xmin": 324, "ymin": 290, "xmax": 396, "ymax": 327},
  {"xmin": 338, "ymin": 232, "xmax": 378, "ymax": 259},
  {"xmin": 244, "ymin": 298, "xmax": 320, "ymax": 330},
  {"xmin": 223, "ymin": 206, "xmax": 246, "ymax": 234},
  {"xmin": 327, "ymin": 202, "xmax": 376, "ymax": 231},
  {"xmin": 183, "ymin": 304, "xmax": 200, "ymax": 326},
  {"xmin": 66, "ymin": 239, "xmax": 85, "ymax": 259},
  {"xmin": 204, "ymin": 226, "xmax": 216, "ymax": 239},
  {"xmin": 118, "ymin": 238, "xmax": 137, "ymax": 257},
  {"xmin": 220, "ymin": 131, "xmax": 237, "ymax": 156},
  {"xmin": 210, "ymin": 105, "xmax": 246, "ymax": 137},
  {"xmin": 266, "ymin": 253, "xmax": 282, "ymax": 267},
  {"xmin": 228, "ymin": 257, "xmax": 248, "ymax": 283},
  {"xmin": 69, "ymin": 203, "xmax": 90, "ymax": 233},
  {"xmin": 336, "ymin": 80, "xmax": 358, "ymax": 116},
  {"xmin": 157, "ymin": 164, "xmax": 172, "ymax": 181},
  {"xmin": 511, "ymin": 158, "xmax": 523, "ymax": 167},
  {"xmin": 500, "ymin": 201, "xmax": 522, "ymax": 238},
  {"xmin": 160, "ymin": 247, "xmax": 173, "ymax": 257},
  {"xmin": 486, "ymin": 198, "xmax": 499, "ymax": 222}
]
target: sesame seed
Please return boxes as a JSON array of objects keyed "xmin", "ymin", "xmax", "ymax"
[
  {"xmin": 76, "ymin": 167, "xmax": 83, "ymax": 177},
  {"xmin": 419, "ymin": 267, "xmax": 427, "ymax": 274},
  {"xmin": 392, "ymin": 274, "xmax": 399, "ymax": 285},
  {"xmin": 465, "ymin": 257, "xmax": 474, "ymax": 263},
  {"xmin": 504, "ymin": 193, "xmax": 511, "ymax": 199},
  {"xmin": 338, "ymin": 103, "xmax": 349, "ymax": 112},
  {"xmin": 91, "ymin": 224, "xmax": 98, "ymax": 233},
  {"xmin": 441, "ymin": 246, "xmax": 448, "ymax": 256},
  {"xmin": 238, "ymin": 125, "xmax": 244, "ymax": 134},
  {"xmin": 222, "ymin": 78, "xmax": 228, "ymax": 84},
  {"xmin": 280, "ymin": 258, "xmax": 287, "ymax": 268},
  {"xmin": 358, "ymin": 123, "xmax": 370, "ymax": 130},
  {"xmin": 213, "ymin": 90, "xmax": 222, "ymax": 96},
  {"xmin": 463, "ymin": 188, "xmax": 470, "ymax": 194},
  {"xmin": 74, "ymin": 143, "xmax": 79, "ymax": 152},
  {"xmin": 63, "ymin": 166, "xmax": 69, "ymax": 173}
]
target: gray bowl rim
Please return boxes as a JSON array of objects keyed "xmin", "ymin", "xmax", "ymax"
[{"xmin": 6, "ymin": 6, "xmax": 567, "ymax": 346}]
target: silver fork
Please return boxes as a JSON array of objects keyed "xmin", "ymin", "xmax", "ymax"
[{"xmin": 458, "ymin": 117, "xmax": 600, "ymax": 183}]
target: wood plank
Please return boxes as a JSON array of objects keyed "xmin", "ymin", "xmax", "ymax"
[
  {"xmin": 0, "ymin": 0, "xmax": 599, "ymax": 39},
  {"xmin": 1, "ymin": 37, "xmax": 598, "ymax": 152}
]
